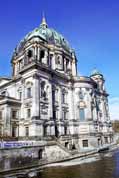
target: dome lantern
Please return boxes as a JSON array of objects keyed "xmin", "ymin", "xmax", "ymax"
[{"xmin": 40, "ymin": 12, "xmax": 48, "ymax": 28}]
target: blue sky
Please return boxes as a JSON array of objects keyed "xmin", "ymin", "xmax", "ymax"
[{"xmin": 0, "ymin": 0, "xmax": 119, "ymax": 119}]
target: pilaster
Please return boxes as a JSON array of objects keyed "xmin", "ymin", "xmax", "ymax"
[{"xmin": 32, "ymin": 73, "xmax": 40, "ymax": 119}]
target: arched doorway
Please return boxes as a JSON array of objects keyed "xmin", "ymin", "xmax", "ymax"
[
  {"xmin": 43, "ymin": 125, "xmax": 47, "ymax": 137},
  {"xmin": 38, "ymin": 149, "xmax": 43, "ymax": 159}
]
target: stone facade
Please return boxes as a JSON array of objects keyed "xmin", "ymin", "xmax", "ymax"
[{"xmin": 0, "ymin": 16, "xmax": 113, "ymax": 150}]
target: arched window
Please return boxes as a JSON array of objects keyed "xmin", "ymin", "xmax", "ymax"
[
  {"xmin": 56, "ymin": 55, "xmax": 64, "ymax": 70},
  {"xmin": 62, "ymin": 92, "xmax": 65, "ymax": 103},
  {"xmin": 27, "ymin": 49, "xmax": 33, "ymax": 64},
  {"xmin": 19, "ymin": 91, "xmax": 22, "ymax": 100},
  {"xmin": 18, "ymin": 87, "xmax": 22, "ymax": 100},
  {"xmin": 57, "ymin": 56, "xmax": 61, "ymax": 64},
  {"xmin": 12, "ymin": 126, "xmax": 17, "ymax": 137},
  {"xmin": 25, "ymin": 127, "xmax": 29, "ymax": 137},
  {"xmin": 12, "ymin": 110, "xmax": 17, "ymax": 119},
  {"xmin": 49, "ymin": 54, "xmax": 53, "ymax": 67},
  {"xmin": 62, "ymin": 89, "xmax": 67, "ymax": 104},
  {"xmin": 65, "ymin": 141, "xmax": 68, "ymax": 148},
  {"xmin": 64, "ymin": 126, "xmax": 67, "ymax": 135},
  {"xmin": 62, "ymin": 110, "xmax": 67, "ymax": 120},
  {"xmin": 79, "ymin": 90, "xmax": 84, "ymax": 100},
  {"xmin": 26, "ymin": 82, "xmax": 33, "ymax": 98},
  {"xmin": 40, "ymin": 50, "xmax": 45, "ymax": 61},
  {"xmin": 79, "ymin": 108, "xmax": 85, "ymax": 121},
  {"xmin": 41, "ymin": 81, "xmax": 46, "ymax": 98},
  {"xmin": 27, "ymin": 108, "xmax": 31, "ymax": 118},
  {"xmin": 38, "ymin": 149, "xmax": 43, "ymax": 159},
  {"xmin": 40, "ymin": 81, "xmax": 48, "ymax": 100},
  {"xmin": 27, "ymin": 50, "xmax": 33, "ymax": 58},
  {"xmin": 27, "ymin": 87, "xmax": 32, "ymax": 98},
  {"xmin": 66, "ymin": 59, "xmax": 69, "ymax": 70},
  {"xmin": 52, "ymin": 86, "xmax": 58, "ymax": 103},
  {"xmin": 43, "ymin": 124, "xmax": 47, "ymax": 136}
]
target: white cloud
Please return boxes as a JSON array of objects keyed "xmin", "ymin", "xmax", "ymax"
[{"xmin": 109, "ymin": 97, "xmax": 119, "ymax": 120}]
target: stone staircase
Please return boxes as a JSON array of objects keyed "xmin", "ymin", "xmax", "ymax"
[{"xmin": 52, "ymin": 136, "xmax": 79, "ymax": 156}]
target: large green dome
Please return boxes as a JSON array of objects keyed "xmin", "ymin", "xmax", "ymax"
[{"xmin": 15, "ymin": 16, "xmax": 72, "ymax": 54}]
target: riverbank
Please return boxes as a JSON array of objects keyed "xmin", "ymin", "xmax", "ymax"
[
  {"xmin": 42, "ymin": 142, "xmax": 118, "ymax": 168},
  {"xmin": 29, "ymin": 149, "xmax": 119, "ymax": 178},
  {"xmin": 0, "ymin": 142, "xmax": 118, "ymax": 177}
]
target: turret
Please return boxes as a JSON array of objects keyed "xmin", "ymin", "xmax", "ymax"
[{"xmin": 90, "ymin": 69, "xmax": 105, "ymax": 91}]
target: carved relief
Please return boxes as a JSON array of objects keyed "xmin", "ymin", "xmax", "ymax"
[
  {"xmin": 42, "ymin": 51, "xmax": 48, "ymax": 65},
  {"xmin": 79, "ymin": 89, "xmax": 84, "ymax": 100},
  {"xmin": 56, "ymin": 55, "xmax": 63, "ymax": 70},
  {"xmin": 40, "ymin": 81, "xmax": 49, "ymax": 100}
]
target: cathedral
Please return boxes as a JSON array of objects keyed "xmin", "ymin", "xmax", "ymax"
[{"xmin": 0, "ymin": 16, "xmax": 113, "ymax": 150}]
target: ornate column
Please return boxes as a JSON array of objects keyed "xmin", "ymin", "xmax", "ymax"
[
  {"xmin": 68, "ymin": 84, "xmax": 74, "ymax": 120},
  {"xmin": 14, "ymin": 63, "xmax": 17, "ymax": 75},
  {"xmin": 18, "ymin": 78, "xmax": 26, "ymax": 137},
  {"xmin": 48, "ymin": 83, "xmax": 53, "ymax": 120},
  {"xmin": 64, "ymin": 58, "xmax": 66, "ymax": 72},
  {"xmin": 32, "ymin": 73, "xmax": 40, "ymax": 119},
  {"xmin": 20, "ymin": 78, "xmax": 25, "ymax": 119},
  {"xmin": 12, "ymin": 63, "xmax": 15, "ymax": 76},
  {"xmin": 85, "ymin": 93, "xmax": 92, "ymax": 120},
  {"xmin": 51, "ymin": 53, "xmax": 56, "ymax": 70},
  {"xmin": 4, "ymin": 105, "xmax": 11, "ymax": 136},
  {"xmin": 72, "ymin": 59, "xmax": 77, "ymax": 76},
  {"xmin": 17, "ymin": 62, "xmax": 20, "ymax": 73},
  {"xmin": 48, "ymin": 82, "xmax": 55, "ymax": 136},
  {"xmin": 34, "ymin": 45, "xmax": 38, "ymax": 61},
  {"xmin": 57, "ymin": 86, "xmax": 63, "ymax": 135},
  {"xmin": 59, "ymin": 87, "xmax": 62, "ymax": 120},
  {"xmin": 42, "ymin": 50, "xmax": 48, "ymax": 65},
  {"xmin": 37, "ymin": 46, "xmax": 40, "ymax": 61},
  {"xmin": 100, "ymin": 99, "xmax": 105, "ymax": 122},
  {"xmin": 68, "ymin": 84, "xmax": 75, "ymax": 135}
]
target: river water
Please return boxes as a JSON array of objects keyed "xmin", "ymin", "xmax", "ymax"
[{"xmin": 2, "ymin": 149, "xmax": 119, "ymax": 178}]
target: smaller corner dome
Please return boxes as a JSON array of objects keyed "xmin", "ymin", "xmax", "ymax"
[
  {"xmin": 90, "ymin": 68, "xmax": 103, "ymax": 77},
  {"xmin": 16, "ymin": 16, "xmax": 72, "ymax": 54}
]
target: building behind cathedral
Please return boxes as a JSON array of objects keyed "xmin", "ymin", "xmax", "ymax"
[{"xmin": 0, "ymin": 16, "xmax": 113, "ymax": 150}]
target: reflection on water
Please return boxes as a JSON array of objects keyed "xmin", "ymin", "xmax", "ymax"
[
  {"xmin": 2, "ymin": 150, "xmax": 119, "ymax": 178},
  {"xmin": 114, "ymin": 151, "xmax": 119, "ymax": 178}
]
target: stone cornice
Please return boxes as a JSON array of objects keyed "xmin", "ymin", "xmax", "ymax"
[
  {"xmin": 0, "ymin": 75, "xmax": 22, "ymax": 89},
  {"xmin": 19, "ymin": 61, "xmax": 71, "ymax": 82},
  {"xmin": 0, "ymin": 97, "xmax": 21, "ymax": 106}
]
